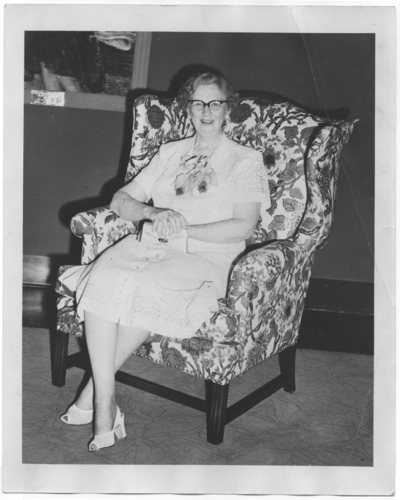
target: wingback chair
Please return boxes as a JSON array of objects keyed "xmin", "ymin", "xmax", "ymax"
[{"xmin": 54, "ymin": 96, "xmax": 357, "ymax": 444}]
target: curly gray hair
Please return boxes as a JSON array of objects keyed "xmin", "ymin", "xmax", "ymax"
[{"xmin": 177, "ymin": 72, "xmax": 240, "ymax": 112}]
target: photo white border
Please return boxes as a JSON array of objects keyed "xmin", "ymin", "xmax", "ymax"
[{"xmin": 3, "ymin": 3, "xmax": 396, "ymax": 495}]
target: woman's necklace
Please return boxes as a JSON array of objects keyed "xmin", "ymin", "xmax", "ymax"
[{"xmin": 173, "ymin": 135, "xmax": 223, "ymax": 196}]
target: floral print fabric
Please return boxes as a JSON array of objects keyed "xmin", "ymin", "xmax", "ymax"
[
  {"xmin": 57, "ymin": 95, "xmax": 357, "ymax": 385},
  {"xmin": 70, "ymin": 206, "xmax": 139, "ymax": 265}
]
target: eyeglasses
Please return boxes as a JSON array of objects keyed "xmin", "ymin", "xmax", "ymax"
[{"xmin": 188, "ymin": 100, "xmax": 228, "ymax": 112}]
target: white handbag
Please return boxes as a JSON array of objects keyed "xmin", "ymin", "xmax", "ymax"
[{"xmin": 139, "ymin": 222, "xmax": 188, "ymax": 253}]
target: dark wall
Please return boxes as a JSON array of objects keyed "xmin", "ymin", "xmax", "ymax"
[
  {"xmin": 24, "ymin": 33, "xmax": 374, "ymax": 282},
  {"xmin": 147, "ymin": 33, "xmax": 374, "ymax": 283},
  {"xmin": 23, "ymin": 105, "xmax": 129, "ymax": 262}
]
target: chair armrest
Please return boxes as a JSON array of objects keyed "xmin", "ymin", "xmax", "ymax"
[
  {"xmin": 227, "ymin": 240, "xmax": 313, "ymax": 348},
  {"xmin": 71, "ymin": 206, "xmax": 140, "ymax": 264}
]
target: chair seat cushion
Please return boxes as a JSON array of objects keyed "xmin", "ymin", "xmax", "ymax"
[
  {"xmin": 56, "ymin": 275, "xmax": 245, "ymax": 384},
  {"xmin": 133, "ymin": 332, "xmax": 243, "ymax": 385}
]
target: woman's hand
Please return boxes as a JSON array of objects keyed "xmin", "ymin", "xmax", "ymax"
[
  {"xmin": 148, "ymin": 207, "xmax": 187, "ymax": 239},
  {"xmin": 111, "ymin": 186, "xmax": 187, "ymax": 239},
  {"xmin": 186, "ymin": 202, "xmax": 261, "ymax": 244}
]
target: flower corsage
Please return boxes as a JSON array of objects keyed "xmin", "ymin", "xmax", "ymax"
[{"xmin": 173, "ymin": 155, "xmax": 218, "ymax": 196}]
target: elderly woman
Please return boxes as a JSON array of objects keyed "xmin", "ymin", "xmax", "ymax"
[{"xmin": 59, "ymin": 72, "xmax": 270, "ymax": 451}]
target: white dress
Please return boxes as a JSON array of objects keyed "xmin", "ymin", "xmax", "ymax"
[{"xmin": 59, "ymin": 135, "xmax": 270, "ymax": 339}]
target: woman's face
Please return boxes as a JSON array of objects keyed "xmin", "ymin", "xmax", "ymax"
[{"xmin": 188, "ymin": 83, "xmax": 228, "ymax": 137}]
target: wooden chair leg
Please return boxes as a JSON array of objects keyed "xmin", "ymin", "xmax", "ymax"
[
  {"xmin": 206, "ymin": 381, "xmax": 230, "ymax": 445},
  {"xmin": 52, "ymin": 330, "xmax": 69, "ymax": 387},
  {"xmin": 279, "ymin": 345, "xmax": 296, "ymax": 393}
]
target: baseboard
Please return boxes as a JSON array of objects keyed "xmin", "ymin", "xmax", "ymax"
[
  {"xmin": 23, "ymin": 256, "xmax": 374, "ymax": 355},
  {"xmin": 23, "ymin": 255, "xmax": 375, "ymax": 303},
  {"xmin": 298, "ymin": 309, "xmax": 373, "ymax": 355},
  {"xmin": 23, "ymin": 286, "xmax": 57, "ymax": 328},
  {"xmin": 23, "ymin": 255, "xmax": 53, "ymax": 286},
  {"xmin": 299, "ymin": 278, "xmax": 373, "ymax": 355},
  {"xmin": 23, "ymin": 254, "xmax": 77, "ymax": 286},
  {"xmin": 304, "ymin": 277, "xmax": 373, "ymax": 315}
]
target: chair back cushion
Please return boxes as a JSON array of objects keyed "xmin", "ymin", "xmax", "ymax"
[
  {"xmin": 127, "ymin": 96, "xmax": 195, "ymax": 179},
  {"xmin": 128, "ymin": 96, "xmax": 356, "ymax": 248}
]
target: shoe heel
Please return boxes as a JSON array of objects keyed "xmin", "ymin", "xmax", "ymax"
[
  {"xmin": 88, "ymin": 406, "xmax": 126, "ymax": 451},
  {"xmin": 114, "ymin": 413, "xmax": 126, "ymax": 440}
]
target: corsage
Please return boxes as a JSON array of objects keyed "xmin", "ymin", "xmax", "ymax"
[{"xmin": 173, "ymin": 155, "xmax": 218, "ymax": 196}]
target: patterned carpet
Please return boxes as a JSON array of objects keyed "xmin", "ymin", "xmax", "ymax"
[{"xmin": 23, "ymin": 327, "xmax": 373, "ymax": 465}]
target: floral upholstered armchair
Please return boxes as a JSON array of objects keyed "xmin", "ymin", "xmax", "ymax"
[{"xmin": 54, "ymin": 96, "xmax": 357, "ymax": 444}]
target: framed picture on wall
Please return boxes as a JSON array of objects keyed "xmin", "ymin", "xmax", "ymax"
[{"xmin": 24, "ymin": 31, "xmax": 152, "ymax": 111}]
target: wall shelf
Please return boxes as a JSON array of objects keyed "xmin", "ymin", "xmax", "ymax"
[
  {"xmin": 24, "ymin": 89, "xmax": 127, "ymax": 112},
  {"xmin": 24, "ymin": 32, "xmax": 152, "ymax": 113}
]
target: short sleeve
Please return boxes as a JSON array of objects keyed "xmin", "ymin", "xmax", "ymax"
[
  {"xmin": 133, "ymin": 150, "xmax": 164, "ymax": 201},
  {"xmin": 229, "ymin": 150, "xmax": 271, "ymax": 210}
]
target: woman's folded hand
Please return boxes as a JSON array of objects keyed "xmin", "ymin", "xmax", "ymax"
[{"xmin": 148, "ymin": 207, "xmax": 187, "ymax": 239}]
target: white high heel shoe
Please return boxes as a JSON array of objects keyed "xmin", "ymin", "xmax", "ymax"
[
  {"xmin": 60, "ymin": 404, "xmax": 93, "ymax": 425},
  {"xmin": 88, "ymin": 406, "xmax": 126, "ymax": 452}
]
